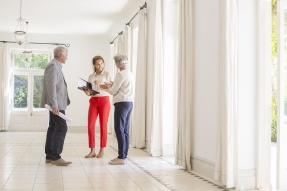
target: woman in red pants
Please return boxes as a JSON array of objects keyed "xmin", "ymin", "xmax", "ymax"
[{"xmin": 84, "ymin": 55, "xmax": 112, "ymax": 158}]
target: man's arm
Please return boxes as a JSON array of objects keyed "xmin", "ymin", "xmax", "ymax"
[{"xmin": 45, "ymin": 64, "xmax": 59, "ymax": 115}]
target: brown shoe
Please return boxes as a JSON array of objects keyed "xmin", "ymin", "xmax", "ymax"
[
  {"xmin": 108, "ymin": 158, "xmax": 125, "ymax": 165},
  {"xmin": 111, "ymin": 157, "xmax": 127, "ymax": 162},
  {"xmin": 46, "ymin": 159, "xmax": 52, "ymax": 163},
  {"xmin": 51, "ymin": 158, "xmax": 72, "ymax": 166},
  {"xmin": 111, "ymin": 157, "xmax": 118, "ymax": 162},
  {"xmin": 85, "ymin": 153, "xmax": 96, "ymax": 158}
]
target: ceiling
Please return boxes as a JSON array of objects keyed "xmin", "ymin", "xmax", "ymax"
[{"xmin": 0, "ymin": 0, "xmax": 139, "ymax": 36}]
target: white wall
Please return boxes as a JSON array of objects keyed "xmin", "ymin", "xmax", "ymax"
[
  {"xmin": 192, "ymin": 1, "xmax": 258, "ymax": 186},
  {"xmin": 237, "ymin": 0, "xmax": 256, "ymax": 169},
  {"xmin": 70, "ymin": 0, "xmax": 258, "ymax": 188},
  {"xmin": 0, "ymin": 32, "xmax": 110, "ymax": 128},
  {"xmin": 191, "ymin": 0, "xmax": 258, "ymax": 187},
  {"xmin": 237, "ymin": 0, "xmax": 257, "ymax": 188},
  {"xmin": 64, "ymin": 35, "xmax": 110, "ymax": 127},
  {"xmin": 162, "ymin": 0, "xmax": 177, "ymax": 156},
  {"xmin": 192, "ymin": 0, "xmax": 219, "ymax": 172}
]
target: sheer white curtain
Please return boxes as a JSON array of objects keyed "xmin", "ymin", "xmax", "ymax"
[
  {"xmin": 148, "ymin": 0, "xmax": 164, "ymax": 157},
  {"xmin": 113, "ymin": 40, "xmax": 118, "ymax": 78},
  {"xmin": 256, "ymin": 0, "xmax": 271, "ymax": 190},
  {"xmin": 124, "ymin": 24, "xmax": 132, "ymax": 65},
  {"xmin": 132, "ymin": 8, "xmax": 147, "ymax": 149},
  {"xmin": 124, "ymin": 24, "xmax": 134, "ymax": 137},
  {"xmin": 108, "ymin": 43, "xmax": 115, "ymax": 135},
  {"xmin": 214, "ymin": 0, "xmax": 238, "ymax": 188},
  {"xmin": 115, "ymin": 34, "xmax": 124, "ymax": 75},
  {"xmin": 175, "ymin": 0, "xmax": 193, "ymax": 170},
  {"xmin": 117, "ymin": 34, "xmax": 124, "ymax": 54},
  {"xmin": 0, "ymin": 43, "xmax": 12, "ymax": 131}
]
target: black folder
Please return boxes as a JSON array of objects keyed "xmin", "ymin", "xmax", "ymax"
[{"xmin": 78, "ymin": 78, "xmax": 99, "ymax": 96}]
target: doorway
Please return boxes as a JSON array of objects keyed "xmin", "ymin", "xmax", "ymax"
[{"xmin": 10, "ymin": 50, "xmax": 50, "ymax": 131}]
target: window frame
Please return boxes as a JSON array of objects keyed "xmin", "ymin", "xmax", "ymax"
[{"xmin": 11, "ymin": 49, "xmax": 52, "ymax": 111}]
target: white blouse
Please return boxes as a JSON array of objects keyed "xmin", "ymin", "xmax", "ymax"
[
  {"xmin": 108, "ymin": 69, "xmax": 134, "ymax": 104},
  {"xmin": 88, "ymin": 71, "xmax": 112, "ymax": 97}
]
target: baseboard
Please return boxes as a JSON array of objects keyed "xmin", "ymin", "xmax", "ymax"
[
  {"xmin": 68, "ymin": 126, "xmax": 86, "ymax": 133},
  {"xmin": 236, "ymin": 169, "xmax": 256, "ymax": 190},
  {"xmin": 191, "ymin": 155, "xmax": 215, "ymax": 179},
  {"xmin": 191, "ymin": 157, "xmax": 256, "ymax": 190},
  {"xmin": 7, "ymin": 129, "xmax": 46, "ymax": 132},
  {"xmin": 68, "ymin": 126, "xmax": 100, "ymax": 133},
  {"xmin": 5, "ymin": 126, "xmax": 101, "ymax": 133}
]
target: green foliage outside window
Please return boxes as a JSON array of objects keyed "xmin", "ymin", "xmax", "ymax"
[
  {"xmin": 33, "ymin": 76, "xmax": 44, "ymax": 108},
  {"xmin": 13, "ymin": 53, "xmax": 48, "ymax": 109},
  {"xmin": 271, "ymin": 0, "xmax": 287, "ymax": 141},
  {"xmin": 272, "ymin": 0, "xmax": 277, "ymax": 142},
  {"xmin": 14, "ymin": 53, "xmax": 48, "ymax": 69},
  {"xmin": 14, "ymin": 75, "xmax": 28, "ymax": 108}
]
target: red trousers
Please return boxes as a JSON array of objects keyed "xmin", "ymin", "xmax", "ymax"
[{"xmin": 88, "ymin": 96, "xmax": 110, "ymax": 148}]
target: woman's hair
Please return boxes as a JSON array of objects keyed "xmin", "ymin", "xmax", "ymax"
[
  {"xmin": 92, "ymin": 55, "xmax": 105, "ymax": 73},
  {"xmin": 113, "ymin": 54, "xmax": 129, "ymax": 69},
  {"xmin": 54, "ymin": 46, "xmax": 67, "ymax": 58}
]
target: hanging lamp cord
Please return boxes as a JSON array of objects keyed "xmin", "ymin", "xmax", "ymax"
[
  {"xmin": 20, "ymin": 0, "xmax": 22, "ymax": 18},
  {"xmin": 26, "ymin": 22, "xmax": 29, "ymax": 40}
]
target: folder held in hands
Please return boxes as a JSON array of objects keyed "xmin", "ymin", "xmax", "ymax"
[{"xmin": 77, "ymin": 78, "xmax": 99, "ymax": 96}]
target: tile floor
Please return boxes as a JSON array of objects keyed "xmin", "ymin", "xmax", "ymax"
[{"xmin": 0, "ymin": 131, "xmax": 257, "ymax": 191}]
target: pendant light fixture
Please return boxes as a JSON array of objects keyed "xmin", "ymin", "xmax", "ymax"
[{"xmin": 15, "ymin": 0, "xmax": 27, "ymax": 45}]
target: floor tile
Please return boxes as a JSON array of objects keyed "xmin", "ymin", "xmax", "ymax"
[
  {"xmin": 2, "ymin": 183, "xmax": 34, "ymax": 190},
  {"xmin": 33, "ymin": 183, "xmax": 63, "ymax": 189},
  {"xmin": 0, "ymin": 132, "xmax": 242, "ymax": 191},
  {"xmin": 63, "ymin": 182, "xmax": 93, "ymax": 189}
]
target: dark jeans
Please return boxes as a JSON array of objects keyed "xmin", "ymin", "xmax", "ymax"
[
  {"xmin": 114, "ymin": 102, "xmax": 133, "ymax": 159},
  {"xmin": 45, "ymin": 110, "xmax": 67, "ymax": 160}
]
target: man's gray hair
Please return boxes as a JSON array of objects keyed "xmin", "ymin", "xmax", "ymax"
[
  {"xmin": 54, "ymin": 46, "xmax": 68, "ymax": 58},
  {"xmin": 113, "ymin": 54, "xmax": 129, "ymax": 69}
]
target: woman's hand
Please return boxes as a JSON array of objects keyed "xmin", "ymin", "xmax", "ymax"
[
  {"xmin": 99, "ymin": 81, "xmax": 113, "ymax": 92},
  {"xmin": 94, "ymin": 80, "xmax": 100, "ymax": 86},
  {"xmin": 84, "ymin": 89, "xmax": 91, "ymax": 96},
  {"xmin": 109, "ymin": 81, "xmax": 114, "ymax": 88},
  {"xmin": 99, "ymin": 82, "xmax": 109, "ymax": 90}
]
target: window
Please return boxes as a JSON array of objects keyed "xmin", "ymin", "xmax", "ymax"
[
  {"xmin": 12, "ymin": 51, "xmax": 51, "ymax": 110},
  {"xmin": 14, "ymin": 53, "xmax": 49, "ymax": 69}
]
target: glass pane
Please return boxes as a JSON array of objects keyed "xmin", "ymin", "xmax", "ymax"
[
  {"xmin": 13, "ymin": 75, "xmax": 28, "ymax": 108},
  {"xmin": 30, "ymin": 54, "xmax": 49, "ymax": 69},
  {"xmin": 33, "ymin": 76, "xmax": 44, "ymax": 108},
  {"xmin": 14, "ymin": 54, "xmax": 30, "ymax": 69},
  {"xmin": 14, "ymin": 53, "xmax": 49, "ymax": 69}
]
